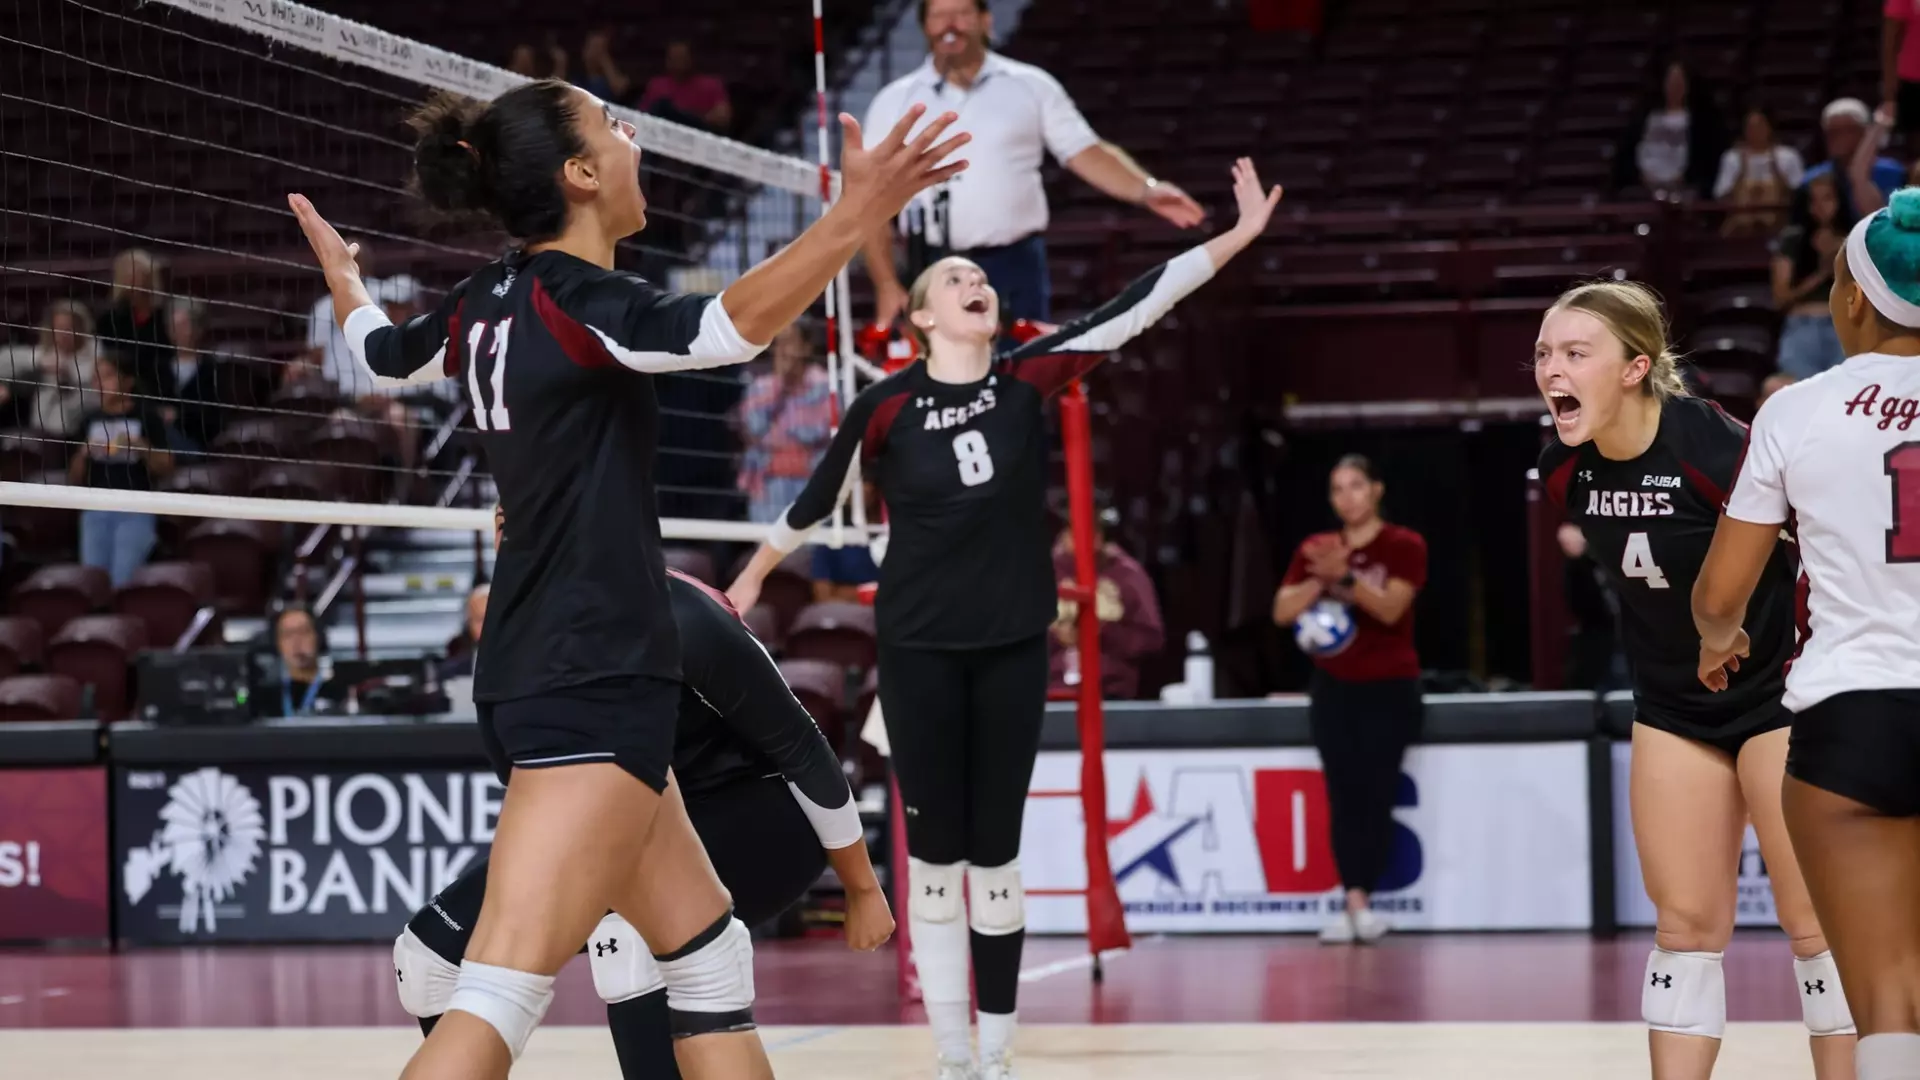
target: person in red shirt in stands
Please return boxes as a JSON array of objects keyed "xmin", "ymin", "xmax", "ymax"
[
  {"xmin": 1048, "ymin": 506, "xmax": 1164, "ymax": 700},
  {"xmin": 1272, "ymin": 454, "xmax": 1427, "ymax": 945}
]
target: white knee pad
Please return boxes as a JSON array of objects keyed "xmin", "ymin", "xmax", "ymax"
[
  {"xmin": 654, "ymin": 913, "xmax": 756, "ymax": 1038},
  {"xmin": 909, "ymin": 858, "xmax": 966, "ymax": 925},
  {"xmin": 1794, "ymin": 951, "xmax": 1857, "ymax": 1036},
  {"xmin": 589, "ymin": 913, "xmax": 665, "ymax": 1005},
  {"xmin": 968, "ymin": 860, "xmax": 1025, "ymax": 936},
  {"xmin": 445, "ymin": 960, "xmax": 556, "ymax": 1059},
  {"xmin": 1643, "ymin": 949, "xmax": 1726, "ymax": 1038},
  {"xmin": 392, "ymin": 928, "xmax": 461, "ymax": 1019}
]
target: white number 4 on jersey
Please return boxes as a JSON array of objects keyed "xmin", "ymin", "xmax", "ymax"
[{"xmin": 1621, "ymin": 531, "xmax": 1670, "ymax": 589}]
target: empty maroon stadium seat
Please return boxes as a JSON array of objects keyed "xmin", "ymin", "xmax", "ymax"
[
  {"xmin": 783, "ymin": 601, "xmax": 878, "ymax": 672},
  {"xmin": 271, "ymin": 375, "xmax": 345, "ymax": 416},
  {"xmin": 0, "ymin": 673, "xmax": 82, "ymax": 722},
  {"xmin": 0, "ymin": 615, "xmax": 46, "ymax": 677},
  {"xmin": 305, "ymin": 418, "xmax": 396, "ymax": 501},
  {"xmin": 211, "ymin": 417, "xmax": 298, "ymax": 459},
  {"xmin": 180, "ymin": 518, "xmax": 282, "ymax": 613},
  {"xmin": 11, "ymin": 563, "xmax": 110, "ymax": 639},
  {"xmin": 741, "ymin": 603, "xmax": 780, "ymax": 650},
  {"xmin": 7, "ymin": 470, "xmax": 79, "ymax": 554},
  {"xmin": 663, "ymin": 547, "xmax": 717, "ymax": 586},
  {"xmin": 114, "ymin": 561, "xmax": 216, "ymax": 648},
  {"xmin": 48, "ymin": 614, "xmax": 148, "ymax": 721},
  {"xmin": 778, "ymin": 658, "xmax": 847, "ymax": 749},
  {"xmin": 733, "ymin": 548, "xmax": 815, "ymax": 641},
  {"xmin": 248, "ymin": 463, "xmax": 338, "ymax": 502},
  {"xmin": 0, "ymin": 433, "xmax": 60, "ymax": 482}
]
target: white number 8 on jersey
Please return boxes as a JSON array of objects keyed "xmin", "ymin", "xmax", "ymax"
[{"xmin": 952, "ymin": 430, "xmax": 994, "ymax": 486}]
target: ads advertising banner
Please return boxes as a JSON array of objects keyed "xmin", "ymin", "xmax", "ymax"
[
  {"xmin": 1022, "ymin": 744, "xmax": 1592, "ymax": 933},
  {"xmin": 0, "ymin": 767, "xmax": 109, "ymax": 941},
  {"xmin": 115, "ymin": 765, "xmax": 503, "ymax": 943},
  {"xmin": 1610, "ymin": 742, "xmax": 1777, "ymax": 928}
]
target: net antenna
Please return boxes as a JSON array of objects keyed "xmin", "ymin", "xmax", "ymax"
[{"xmin": 0, "ymin": 0, "xmax": 885, "ymax": 545}]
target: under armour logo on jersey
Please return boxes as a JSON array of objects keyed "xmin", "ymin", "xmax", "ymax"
[
  {"xmin": 492, "ymin": 272, "xmax": 516, "ymax": 298},
  {"xmin": 594, "ymin": 939, "xmax": 619, "ymax": 957},
  {"xmin": 1650, "ymin": 973, "xmax": 1673, "ymax": 989},
  {"xmin": 916, "ymin": 396, "xmax": 936, "ymax": 408},
  {"xmin": 1579, "ymin": 470, "xmax": 1593, "ymax": 482},
  {"xmin": 1805, "ymin": 980, "xmax": 1826, "ymax": 995},
  {"xmin": 924, "ymin": 884, "xmax": 946, "ymax": 898}
]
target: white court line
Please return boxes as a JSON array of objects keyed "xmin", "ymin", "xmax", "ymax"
[
  {"xmin": 0, "ymin": 988, "xmax": 71, "ymax": 1005},
  {"xmin": 1018, "ymin": 936, "xmax": 1161, "ymax": 984}
]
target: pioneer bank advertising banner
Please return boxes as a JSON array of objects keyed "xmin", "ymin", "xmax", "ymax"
[
  {"xmin": 0, "ymin": 767, "xmax": 110, "ymax": 941},
  {"xmin": 114, "ymin": 765, "xmax": 503, "ymax": 943},
  {"xmin": 1610, "ymin": 742, "xmax": 1777, "ymax": 928},
  {"xmin": 1022, "ymin": 744, "xmax": 1592, "ymax": 933}
]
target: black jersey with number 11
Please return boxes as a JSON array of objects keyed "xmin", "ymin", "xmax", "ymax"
[
  {"xmin": 350, "ymin": 249, "xmax": 764, "ymax": 702},
  {"xmin": 1538, "ymin": 395, "xmax": 1797, "ymax": 741},
  {"xmin": 771, "ymin": 246, "xmax": 1217, "ymax": 648}
]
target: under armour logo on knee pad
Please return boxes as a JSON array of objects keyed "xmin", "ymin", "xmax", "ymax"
[
  {"xmin": 395, "ymin": 967, "xmax": 403, "ymax": 981},
  {"xmin": 1805, "ymin": 979, "xmax": 1826, "ymax": 995},
  {"xmin": 924, "ymin": 884, "xmax": 945, "ymax": 897},
  {"xmin": 989, "ymin": 888, "xmax": 1009, "ymax": 901},
  {"xmin": 1650, "ymin": 973, "xmax": 1673, "ymax": 989},
  {"xmin": 594, "ymin": 939, "xmax": 618, "ymax": 957}
]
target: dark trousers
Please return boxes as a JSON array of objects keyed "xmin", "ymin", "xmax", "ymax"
[
  {"xmin": 1308, "ymin": 671, "xmax": 1423, "ymax": 893},
  {"xmin": 957, "ymin": 233, "xmax": 1051, "ymax": 325}
]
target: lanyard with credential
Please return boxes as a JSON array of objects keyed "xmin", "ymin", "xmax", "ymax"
[{"xmin": 282, "ymin": 672, "xmax": 323, "ymax": 717}]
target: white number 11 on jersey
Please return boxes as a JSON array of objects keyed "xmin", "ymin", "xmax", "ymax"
[
  {"xmin": 465, "ymin": 318, "xmax": 513, "ymax": 431},
  {"xmin": 1621, "ymin": 531, "xmax": 1670, "ymax": 589}
]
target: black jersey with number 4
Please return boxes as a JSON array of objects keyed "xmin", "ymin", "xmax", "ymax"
[
  {"xmin": 1539, "ymin": 395, "xmax": 1797, "ymax": 739},
  {"xmin": 775, "ymin": 247, "xmax": 1216, "ymax": 648},
  {"xmin": 353, "ymin": 249, "xmax": 763, "ymax": 702}
]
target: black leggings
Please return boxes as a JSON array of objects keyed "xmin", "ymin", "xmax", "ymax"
[
  {"xmin": 406, "ymin": 773, "xmax": 826, "ymax": 1078},
  {"xmin": 1307, "ymin": 671, "xmax": 1423, "ymax": 894},
  {"xmin": 877, "ymin": 633, "xmax": 1049, "ymax": 867}
]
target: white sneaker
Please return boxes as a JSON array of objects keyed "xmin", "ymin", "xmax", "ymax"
[
  {"xmin": 1351, "ymin": 905, "xmax": 1390, "ymax": 944},
  {"xmin": 979, "ymin": 1052, "xmax": 1018, "ymax": 1080},
  {"xmin": 936, "ymin": 1058, "xmax": 978, "ymax": 1080},
  {"xmin": 1317, "ymin": 909, "xmax": 1356, "ymax": 944}
]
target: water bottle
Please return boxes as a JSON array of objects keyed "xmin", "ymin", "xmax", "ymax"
[
  {"xmin": 1063, "ymin": 645, "xmax": 1082, "ymax": 687},
  {"xmin": 1183, "ymin": 630, "xmax": 1214, "ymax": 703}
]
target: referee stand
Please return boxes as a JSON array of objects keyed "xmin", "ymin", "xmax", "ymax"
[{"xmin": 863, "ymin": 364, "xmax": 1131, "ymax": 1004}]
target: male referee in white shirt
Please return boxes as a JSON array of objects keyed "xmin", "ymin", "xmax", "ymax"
[{"xmin": 861, "ymin": 0, "xmax": 1205, "ymax": 328}]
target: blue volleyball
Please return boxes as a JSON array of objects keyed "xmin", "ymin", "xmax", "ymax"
[{"xmin": 1293, "ymin": 599, "xmax": 1357, "ymax": 658}]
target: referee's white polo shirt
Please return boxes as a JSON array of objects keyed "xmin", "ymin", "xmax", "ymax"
[{"xmin": 863, "ymin": 51, "xmax": 1099, "ymax": 252}]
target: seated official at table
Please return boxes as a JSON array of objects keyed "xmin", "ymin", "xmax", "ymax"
[{"xmin": 253, "ymin": 604, "xmax": 344, "ymax": 718}]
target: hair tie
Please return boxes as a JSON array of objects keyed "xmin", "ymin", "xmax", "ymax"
[{"xmin": 456, "ymin": 139, "xmax": 479, "ymax": 160}]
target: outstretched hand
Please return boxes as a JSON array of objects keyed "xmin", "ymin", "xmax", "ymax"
[
  {"xmin": 837, "ymin": 105, "xmax": 970, "ymax": 228},
  {"xmin": 1227, "ymin": 157, "xmax": 1283, "ymax": 239},
  {"xmin": 288, "ymin": 194, "xmax": 362, "ymax": 282}
]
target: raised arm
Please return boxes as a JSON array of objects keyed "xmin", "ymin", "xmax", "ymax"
[
  {"xmin": 289, "ymin": 195, "xmax": 464, "ymax": 388},
  {"xmin": 1003, "ymin": 157, "xmax": 1281, "ymax": 397}
]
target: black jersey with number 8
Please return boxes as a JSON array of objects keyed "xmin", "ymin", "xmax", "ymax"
[
  {"xmin": 351, "ymin": 249, "xmax": 765, "ymax": 702},
  {"xmin": 1538, "ymin": 395, "xmax": 1798, "ymax": 740}
]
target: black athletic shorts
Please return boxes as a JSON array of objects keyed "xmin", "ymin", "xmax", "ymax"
[
  {"xmin": 477, "ymin": 676, "xmax": 680, "ymax": 793},
  {"xmin": 1787, "ymin": 690, "xmax": 1920, "ymax": 817},
  {"xmin": 1636, "ymin": 705, "xmax": 1790, "ymax": 759},
  {"xmin": 1899, "ymin": 81, "xmax": 1920, "ymax": 136}
]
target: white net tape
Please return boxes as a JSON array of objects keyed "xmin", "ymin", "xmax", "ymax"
[{"xmin": 0, "ymin": 0, "xmax": 876, "ymax": 542}]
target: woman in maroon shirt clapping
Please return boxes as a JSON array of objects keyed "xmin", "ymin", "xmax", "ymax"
[{"xmin": 1272, "ymin": 454, "xmax": 1427, "ymax": 945}]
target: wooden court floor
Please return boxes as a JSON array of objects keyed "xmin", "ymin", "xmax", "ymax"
[{"xmin": 0, "ymin": 1023, "xmax": 1833, "ymax": 1079}]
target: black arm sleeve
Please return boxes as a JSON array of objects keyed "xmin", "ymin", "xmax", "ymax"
[
  {"xmin": 564, "ymin": 274, "xmax": 764, "ymax": 373},
  {"xmin": 773, "ymin": 377, "xmax": 894, "ymax": 547},
  {"xmin": 998, "ymin": 245, "xmax": 1217, "ymax": 397},
  {"xmin": 359, "ymin": 278, "xmax": 468, "ymax": 383},
  {"xmin": 675, "ymin": 581, "xmax": 853, "ymax": 818}
]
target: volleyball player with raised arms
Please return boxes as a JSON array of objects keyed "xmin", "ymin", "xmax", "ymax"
[
  {"xmin": 728, "ymin": 158, "xmax": 1279, "ymax": 1080},
  {"xmin": 290, "ymin": 77, "xmax": 968, "ymax": 1080},
  {"xmin": 396, "ymin": 552, "xmax": 893, "ymax": 1079},
  {"xmin": 1696, "ymin": 190, "xmax": 1920, "ymax": 1080},
  {"xmin": 1534, "ymin": 282, "xmax": 1853, "ymax": 1080}
]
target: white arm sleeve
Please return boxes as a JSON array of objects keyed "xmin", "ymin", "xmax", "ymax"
[
  {"xmin": 1725, "ymin": 397, "xmax": 1792, "ymax": 525},
  {"xmin": 343, "ymin": 304, "xmax": 446, "ymax": 387},
  {"xmin": 1046, "ymin": 245, "xmax": 1215, "ymax": 353},
  {"xmin": 786, "ymin": 781, "xmax": 865, "ymax": 849}
]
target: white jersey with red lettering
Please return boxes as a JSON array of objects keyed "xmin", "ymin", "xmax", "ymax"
[{"xmin": 1725, "ymin": 351, "xmax": 1920, "ymax": 711}]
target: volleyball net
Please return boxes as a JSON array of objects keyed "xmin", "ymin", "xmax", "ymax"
[{"xmin": 0, "ymin": 0, "xmax": 1127, "ymax": 972}]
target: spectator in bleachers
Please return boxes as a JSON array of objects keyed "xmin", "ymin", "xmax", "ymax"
[
  {"xmin": 576, "ymin": 28, "xmax": 634, "ymax": 106},
  {"xmin": 0, "ymin": 299, "xmax": 98, "ymax": 436},
  {"xmin": 860, "ymin": 0, "xmax": 1204, "ymax": 328},
  {"xmin": 1758, "ymin": 372, "xmax": 1797, "ymax": 409},
  {"xmin": 1773, "ymin": 173, "xmax": 1853, "ymax": 379},
  {"xmin": 165, "ymin": 298, "xmax": 228, "ymax": 449},
  {"xmin": 1622, "ymin": 61, "xmax": 1725, "ymax": 199},
  {"xmin": 68, "ymin": 351, "xmax": 173, "ymax": 587},
  {"xmin": 95, "ymin": 249, "xmax": 175, "ymax": 402},
  {"xmin": 639, "ymin": 40, "xmax": 731, "ymax": 133},
  {"xmin": 1715, "ymin": 107, "xmax": 1803, "ymax": 237},
  {"xmin": 1803, "ymin": 98, "xmax": 1903, "ymax": 216},
  {"xmin": 318, "ymin": 274, "xmax": 427, "ymax": 478},
  {"xmin": 1048, "ymin": 509, "xmax": 1163, "ymax": 700},
  {"xmin": 256, "ymin": 604, "xmax": 341, "ymax": 718},
  {"xmin": 736, "ymin": 321, "xmax": 834, "ymax": 523},
  {"xmin": 507, "ymin": 43, "xmax": 540, "ymax": 78},
  {"xmin": 1882, "ymin": 0, "xmax": 1920, "ymax": 155}
]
